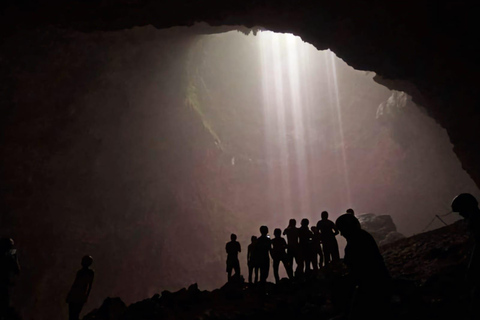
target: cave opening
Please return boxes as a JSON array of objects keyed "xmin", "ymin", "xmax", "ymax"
[{"xmin": 0, "ymin": 24, "xmax": 479, "ymax": 320}]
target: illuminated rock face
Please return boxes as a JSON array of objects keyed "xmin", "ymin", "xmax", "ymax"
[
  {"xmin": 356, "ymin": 213, "xmax": 405, "ymax": 246},
  {"xmin": 1, "ymin": 1, "xmax": 477, "ymax": 188}
]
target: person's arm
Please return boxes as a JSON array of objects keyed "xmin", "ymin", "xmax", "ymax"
[
  {"xmin": 238, "ymin": 243, "xmax": 241, "ymax": 253},
  {"xmin": 247, "ymin": 246, "xmax": 251, "ymax": 262},
  {"xmin": 13, "ymin": 254, "xmax": 20, "ymax": 275},
  {"xmin": 226, "ymin": 243, "xmax": 229, "ymax": 254},
  {"xmin": 332, "ymin": 222, "xmax": 339, "ymax": 236},
  {"xmin": 66, "ymin": 271, "xmax": 79, "ymax": 303},
  {"xmin": 86, "ymin": 272, "xmax": 94, "ymax": 299}
]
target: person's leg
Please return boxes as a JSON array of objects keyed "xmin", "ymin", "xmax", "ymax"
[
  {"xmin": 234, "ymin": 260, "xmax": 240, "ymax": 278},
  {"xmin": 311, "ymin": 252, "xmax": 318, "ymax": 272},
  {"xmin": 331, "ymin": 240, "xmax": 340, "ymax": 262},
  {"xmin": 323, "ymin": 243, "xmax": 331, "ymax": 265},
  {"xmin": 69, "ymin": 303, "xmax": 83, "ymax": 320},
  {"xmin": 260, "ymin": 261, "xmax": 270, "ymax": 283},
  {"xmin": 304, "ymin": 249, "xmax": 311, "ymax": 273},
  {"xmin": 227, "ymin": 263, "xmax": 233, "ymax": 281},
  {"xmin": 312, "ymin": 250, "xmax": 318, "ymax": 269},
  {"xmin": 296, "ymin": 251, "xmax": 304, "ymax": 277},
  {"xmin": 273, "ymin": 258, "xmax": 280, "ymax": 283},
  {"xmin": 318, "ymin": 247, "xmax": 324, "ymax": 269},
  {"xmin": 283, "ymin": 257, "xmax": 294, "ymax": 279},
  {"xmin": 254, "ymin": 267, "xmax": 259, "ymax": 283},
  {"xmin": 248, "ymin": 265, "xmax": 253, "ymax": 283},
  {"xmin": 0, "ymin": 285, "xmax": 9, "ymax": 316},
  {"xmin": 286, "ymin": 248, "xmax": 294, "ymax": 268}
]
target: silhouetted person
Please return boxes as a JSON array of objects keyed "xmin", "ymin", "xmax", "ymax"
[
  {"xmin": 256, "ymin": 226, "xmax": 272, "ymax": 283},
  {"xmin": 316, "ymin": 211, "xmax": 340, "ymax": 265},
  {"xmin": 0, "ymin": 238, "xmax": 20, "ymax": 316},
  {"xmin": 346, "ymin": 208, "xmax": 355, "ymax": 216},
  {"xmin": 452, "ymin": 193, "xmax": 480, "ymax": 319},
  {"xmin": 247, "ymin": 236, "xmax": 259, "ymax": 284},
  {"xmin": 283, "ymin": 219, "xmax": 301, "ymax": 276},
  {"xmin": 66, "ymin": 255, "xmax": 94, "ymax": 320},
  {"xmin": 226, "ymin": 233, "xmax": 241, "ymax": 281},
  {"xmin": 271, "ymin": 228, "xmax": 293, "ymax": 283},
  {"xmin": 336, "ymin": 214, "xmax": 391, "ymax": 320},
  {"xmin": 311, "ymin": 226, "xmax": 324, "ymax": 269},
  {"xmin": 298, "ymin": 219, "xmax": 314, "ymax": 274}
]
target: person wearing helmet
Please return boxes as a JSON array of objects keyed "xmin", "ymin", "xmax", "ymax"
[
  {"xmin": 225, "ymin": 233, "xmax": 241, "ymax": 282},
  {"xmin": 66, "ymin": 255, "xmax": 94, "ymax": 320},
  {"xmin": 336, "ymin": 214, "xmax": 391, "ymax": 320},
  {"xmin": 451, "ymin": 193, "xmax": 480, "ymax": 319}
]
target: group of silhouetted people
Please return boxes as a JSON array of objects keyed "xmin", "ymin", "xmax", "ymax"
[
  {"xmin": 226, "ymin": 210, "xmax": 349, "ymax": 285},
  {"xmin": 3, "ymin": 193, "xmax": 480, "ymax": 320},
  {"xmin": 224, "ymin": 198, "xmax": 480, "ymax": 319}
]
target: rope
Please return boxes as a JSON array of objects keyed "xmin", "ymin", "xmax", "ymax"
[
  {"xmin": 421, "ymin": 215, "xmax": 438, "ymax": 233},
  {"xmin": 420, "ymin": 210, "xmax": 456, "ymax": 233}
]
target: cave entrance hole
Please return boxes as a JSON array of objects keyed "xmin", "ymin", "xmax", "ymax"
[{"xmin": 184, "ymin": 28, "xmax": 474, "ymax": 236}]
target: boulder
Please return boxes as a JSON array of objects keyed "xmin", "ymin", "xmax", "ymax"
[{"xmin": 357, "ymin": 213, "xmax": 405, "ymax": 245}]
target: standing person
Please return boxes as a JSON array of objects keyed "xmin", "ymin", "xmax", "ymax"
[
  {"xmin": 247, "ymin": 236, "xmax": 259, "ymax": 284},
  {"xmin": 225, "ymin": 234, "xmax": 241, "ymax": 281},
  {"xmin": 451, "ymin": 193, "xmax": 480, "ymax": 319},
  {"xmin": 311, "ymin": 226, "xmax": 324, "ymax": 270},
  {"xmin": 298, "ymin": 219, "xmax": 314, "ymax": 275},
  {"xmin": 316, "ymin": 211, "xmax": 340, "ymax": 265},
  {"xmin": 271, "ymin": 228, "xmax": 293, "ymax": 283},
  {"xmin": 66, "ymin": 255, "xmax": 94, "ymax": 320},
  {"xmin": 0, "ymin": 238, "xmax": 20, "ymax": 316},
  {"xmin": 283, "ymin": 219, "xmax": 301, "ymax": 277},
  {"xmin": 256, "ymin": 226, "xmax": 272, "ymax": 283},
  {"xmin": 335, "ymin": 214, "xmax": 391, "ymax": 320}
]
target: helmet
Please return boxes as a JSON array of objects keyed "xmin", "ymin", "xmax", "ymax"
[
  {"xmin": 81, "ymin": 255, "xmax": 93, "ymax": 267},
  {"xmin": 335, "ymin": 214, "xmax": 361, "ymax": 237},
  {"xmin": 451, "ymin": 193, "xmax": 478, "ymax": 213}
]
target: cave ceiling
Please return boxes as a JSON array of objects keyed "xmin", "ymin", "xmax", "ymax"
[{"xmin": 1, "ymin": 0, "xmax": 479, "ymax": 188}]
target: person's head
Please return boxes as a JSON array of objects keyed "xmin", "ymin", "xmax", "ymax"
[
  {"xmin": 335, "ymin": 214, "xmax": 361, "ymax": 240},
  {"xmin": 321, "ymin": 211, "xmax": 329, "ymax": 220},
  {"xmin": 301, "ymin": 218, "xmax": 309, "ymax": 227},
  {"xmin": 231, "ymin": 233, "xmax": 237, "ymax": 241},
  {"xmin": 251, "ymin": 235, "xmax": 257, "ymax": 243},
  {"xmin": 311, "ymin": 226, "xmax": 318, "ymax": 234},
  {"xmin": 288, "ymin": 219, "xmax": 296, "ymax": 227},
  {"xmin": 451, "ymin": 193, "xmax": 479, "ymax": 219},
  {"xmin": 346, "ymin": 208, "xmax": 355, "ymax": 215},
  {"xmin": 81, "ymin": 255, "xmax": 93, "ymax": 268},
  {"xmin": 274, "ymin": 228, "xmax": 281, "ymax": 238},
  {"xmin": 260, "ymin": 225, "xmax": 269, "ymax": 236}
]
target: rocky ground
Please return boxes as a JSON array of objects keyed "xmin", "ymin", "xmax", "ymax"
[{"xmin": 82, "ymin": 221, "xmax": 473, "ymax": 320}]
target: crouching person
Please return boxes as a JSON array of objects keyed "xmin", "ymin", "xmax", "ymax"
[{"xmin": 335, "ymin": 214, "xmax": 391, "ymax": 320}]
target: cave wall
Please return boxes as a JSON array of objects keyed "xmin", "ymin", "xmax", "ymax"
[
  {"xmin": 1, "ymin": 2, "xmax": 479, "ymax": 320},
  {"xmin": 2, "ymin": 0, "xmax": 478, "ymax": 189}
]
